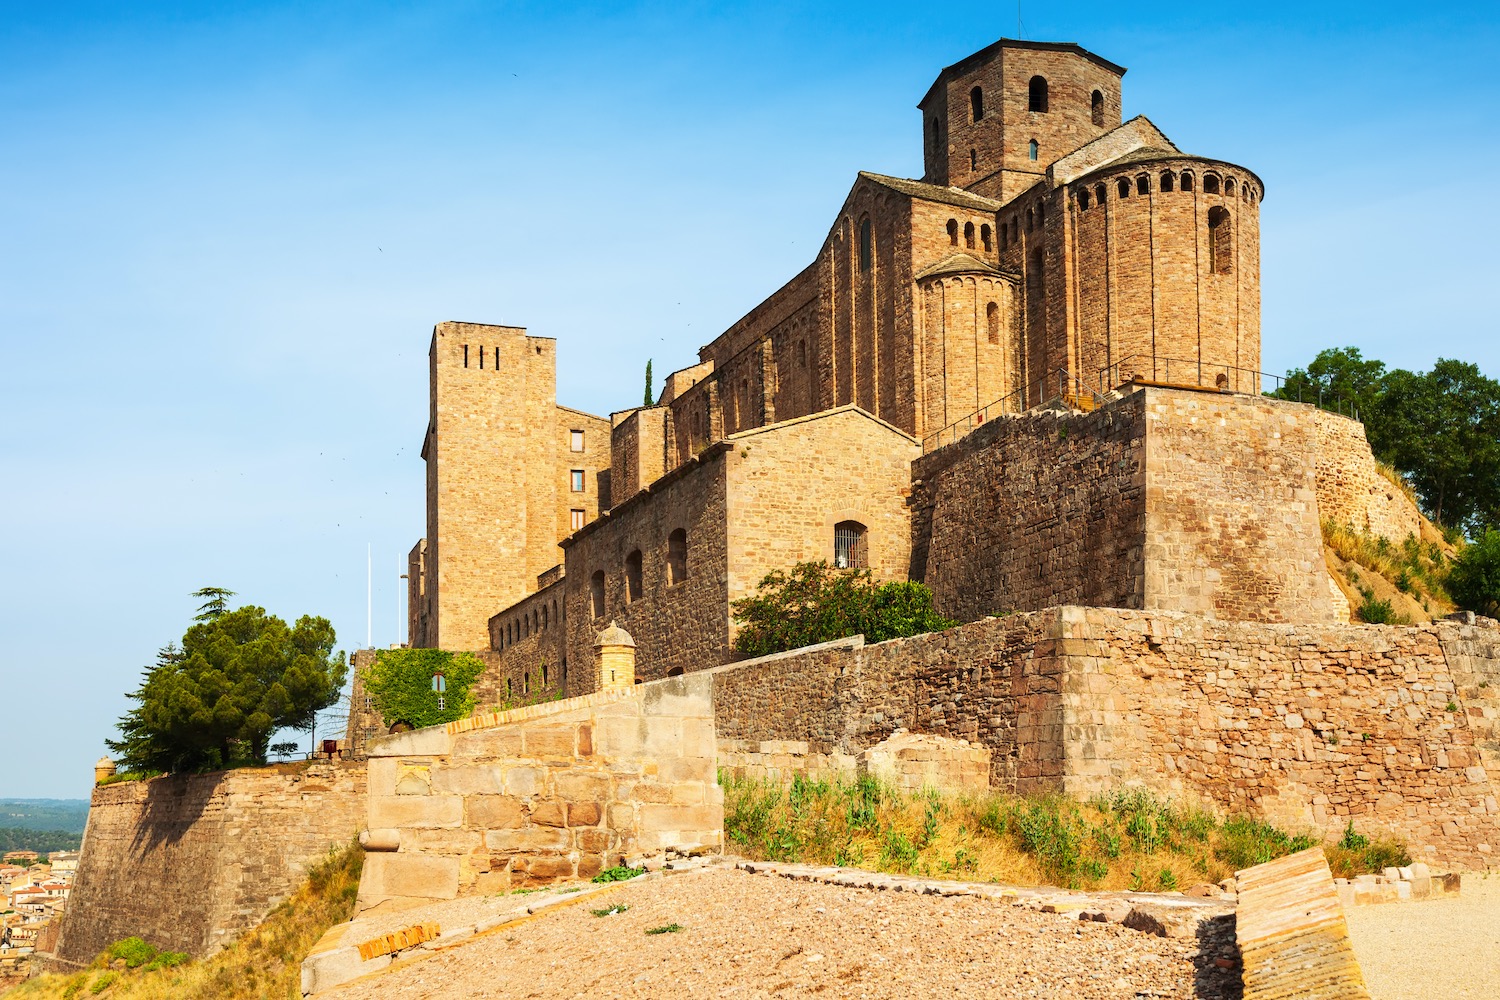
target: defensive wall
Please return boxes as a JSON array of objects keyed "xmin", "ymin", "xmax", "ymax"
[
  {"xmin": 913, "ymin": 385, "xmax": 1340, "ymax": 626},
  {"xmin": 1312, "ymin": 408, "xmax": 1424, "ymax": 543},
  {"xmin": 48, "ymin": 761, "xmax": 366, "ymax": 967},
  {"xmin": 355, "ymin": 674, "xmax": 721, "ymax": 909},
  {"xmin": 711, "ymin": 608, "xmax": 1500, "ymax": 868}
]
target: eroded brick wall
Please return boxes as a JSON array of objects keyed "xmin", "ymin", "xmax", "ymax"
[
  {"xmin": 356, "ymin": 675, "xmax": 721, "ymax": 907},
  {"xmin": 53, "ymin": 762, "xmax": 366, "ymax": 965}
]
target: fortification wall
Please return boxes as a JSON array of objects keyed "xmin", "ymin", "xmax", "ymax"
[
  {"xmin": 485, "ymin": 579, "xmax": 569, "ymax": 702},
  {"xmin": 52, "ymin": 762, "xmax": 366, "ymax": 966},
  {"xmin": 711, "ymin": 609, "xmax": 1500, "ymax": 867},
  {"xmin": 356, "ymin": 674, "xmax": 720, "ymax": 908},
  {"xmin": 1142, "ymin": 389, "xmax": 1338, "ymax": 624},
  {"xmin": 911, "ymin": 394, "xmax": 1147, "ymax": 622},
  {"xmin": 1312, "ymin": 409, "xmax": 1425, "ymax": 542}
]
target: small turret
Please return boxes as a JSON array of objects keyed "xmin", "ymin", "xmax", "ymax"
[{"xmin": 594, "ymin": 621, "xmax": 637, "ymax": 689}]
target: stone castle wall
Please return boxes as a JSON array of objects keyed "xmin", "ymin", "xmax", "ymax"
[
  {"xmin": 710, "ymin": 609, "xmax": 1500, "ymax": 867},
  {"xmin": 1312, "ymin": 409, "xmax": 1425, "ymax": 542},
  {"xmin": 356, "ymin": 675, "xmax": 721, "ymax": 908},
  {"xmin": 911, "ymin": 393, "xmax": 1146, "ymax": 622},
  {"xmin": 52, "ymin": 762, "xmax": 366, "ymax": 966}
]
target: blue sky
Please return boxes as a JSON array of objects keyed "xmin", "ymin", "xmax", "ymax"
[{"xmin": 3, "ymin": 2, "xmax": 1497, "ymax": 798}]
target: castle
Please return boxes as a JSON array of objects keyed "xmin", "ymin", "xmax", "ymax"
[{"xmin": 382, "ymin": 37, "xmax": 1389, "ymax": 717}]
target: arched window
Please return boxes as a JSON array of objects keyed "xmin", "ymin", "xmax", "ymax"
[
  {"xmin": 970, "ymin": 86, "xmax": 983, "ymax": 121},
  {"xmin": 963, "ymin": 221, "xmax": 975, "ymax": 249},
  {"xmin": 797, "ymin": 339, "xmax": 807, "ymax": 367},
  {"xmin": 833, "ymin": 520, "xmax": 867, "ymax": 569},
  {"xmin": 946, "ymin": 218, "xmax": 958, "ymax": 246},
  {"xmin": 1091, "ymin": 89, "xmax": 1105, "ymax": 126},
  {"xmin": 522, "ymin": 615, "xmax": 529, "ymax": 638},
  {"xmin": 541, "ymin": 603, "xmax": 548, "ymax": 630},
  {"xmin": 667, "ymin": 528, "xmax": 688, "ymax": 585},
  {"xmin": 590, "ymin": 571, "xmax": 605, "ymax": 620},
  {"xmin": 1028, "ymin": 75, "xmax": 1049, "ymax": 112},
  {"xmin": 1037, "ymin": 202, "xmax": 1045, "ymax": 224},
  {"xmin": 986, "ymin": 302, "xmax": 1000, "ymax": 345},
  {"xmin": 858, "ymin": 217, "xmax": 872, "ymax": 272},
  {"xmin": 1204, "ymin": 174, "xmax": 1220, "ymax": 195},
  {"xmin": 969, "ymin": 148, "xmax": 977, "ymax": 171},
  {"xmin": 1025, "ymin": 208, "xmax": 1034, "ymax": 232},
  {"xmin": 1078, "ymin": 189, "xmax": 1091, "ymax": 210},
  {"xmin": 1208, "ymin": 207, "xmax": 1233, "ymax": 275},
  {"xmin": 1180, "ymin": 171, "xmax": 1195, "ymax": 192},
  {"xmin": 1117, "ymin": 178, "xmax": 1130, "ymax": 199},
  {"xmin": 1028, "ymin": 139, "xmax": 1039, "ymax": 161},
  {"xmin": 541, "ymin": 663, "xmax": 549, "ymax": 685},
  {"xmin": 625, "ymin": 550, "xmax": 643, "ymax": 603},
  {"xmin": 1094, "ymin": 183, "xmax": 1106, "ymax": 205},
  {"xmin": 980, "ymin": 223, "xmax": 992, "ymax": 251},
  {"xmin": 1160, "ymin": 171, "xmax": 1175, "ymax": 193},
  {"xmin": 1224, "ymin": 177, "xmax": 1236, "ymax": 196},
  {"xmin": 1136, "ymin": 175, "xmax": 1149, "ymax": 195}
]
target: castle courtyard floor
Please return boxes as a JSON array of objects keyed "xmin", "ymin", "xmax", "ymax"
[
  {"xmin": 321, "ymin": 865, "xmax": 1215, "ymax": 999},
  {"xmin": 1346, "ymin": 872, "xmax": 1500, "ymax": 1000}
]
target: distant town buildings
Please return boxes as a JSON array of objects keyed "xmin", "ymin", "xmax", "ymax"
[{"xmin": 1, "ymin": 850, "xmax": 79, "ymax": 975}]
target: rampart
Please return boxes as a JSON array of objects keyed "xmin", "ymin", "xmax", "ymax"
[
  {"xmin": 356, "ymin": 673, "xmax": 721, "ymax": 909},
  {"xmin": 50, "ymin": 761, "xmax": 366, "ymax": 967},
  {"xmin": 912, "ymin": 386, "xmax": 1340, "ymax": 625},
  {"xmin": 1312, "ymin": 409, "xmax": 1424, "ymax": 543},
  {"xmin": 711, "ymin": 609, "xmax": 1500, "ymax": 867}
]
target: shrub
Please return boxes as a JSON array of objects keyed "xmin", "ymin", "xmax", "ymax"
[
  {"xmin": 1215, "ymin": 816, "xmax": 1317, "ymax": 870},
  {"xmin": 1447, "ymin": 528, "xmax": 1500, "ymax": 618},
  {"xmin": 360, "ymin": 649, "xmax": 486, "ymax": 729},
  {"xmin": 1357, "ymin": 596, "xmax": 1398, "ymax": 624},
  {"xmin": 591, "ymin": 865, "xmax": 646, "ymax": 884},
  {"xmin": 104, "ymin": 937, "xmax": 157, "ymax": 969},
  {"xmin": 731, "ymin": 562, "xmax": 957, "ymax": 657}
]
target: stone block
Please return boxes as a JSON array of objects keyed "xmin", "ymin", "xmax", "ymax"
[
  {"xmin": 466, "ymin": 794, "xmax": 527, "ymax": 830},
  {"xmin": 359, "ymin": 853, "xmax": 460, "ymax": 902},
  {"xmin": 531, "ymin": 801, "xmax": 567, "ymax": 828},
  {"xmin": 577, "ymin": 828, "xmax": 613, "ymax": 853},
  {"xmin": 555, "ymin": 771, "xmax": 612, "ymax": 802},
  {"xmin": 568, "ymin": 801, "xmax": 602, "ymax": 827},
  {"xmin": 525, "ymin": 725, "xmax": 579, "ymax": 759},
  {"xmin": 367, "ymin": 727, "xmax": 453, "ymax": 758},
  {"xmin": 368, "ymin": 794, "xmax": 462, "ymax": 830},
  {"xmin": 484, "ymin": 827, "xmax": 570, "ymax": 853},
  {"xmin": 595, "ymin": 717, "xmax": 645, "ymax": 758},
  {"xmin": 431, "ymin": 765, "xmax": 505, "ymax": 796},
  {"xmin": 301, "ymin": 946, "xmax": 389, "ymax": 996},
  {"xmin": 502, "ymin": 766, "xmax": 544, "ymax": 797}
]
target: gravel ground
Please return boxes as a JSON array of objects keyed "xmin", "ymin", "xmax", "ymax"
[
  {"xmin": 323, "ymin": 866, "xmax": 1211, "ymax": 999},
  {"xmin": 1345, "ymin": 873, "xmax": 1500, "ymax": 1000}
]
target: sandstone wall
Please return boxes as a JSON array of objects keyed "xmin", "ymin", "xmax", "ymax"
[
  {"xmin": 485, "ymin": 578, "xmax": 569, "ymax": 701},
  {"xmin": 356, "ymin": 674, "xmax": 721, "ymax": 908},
  {"xmin": 1142, "ymin": 389, "xmax": 1338, "ymax": 624},
  {"xmin": 711, "ymin": 609, "xmax": 1500, "ymax": 867},
  {"xmin": 1313, "ymin": 410, "xmax": 1425, "ymax": 543},
  {"xmin": 52, "ymin": 762, "xmax": 366, "ymax": 966},
  {"xmin": 911, "ymin": 394, "xmax": 1147, "ymax": 622}
]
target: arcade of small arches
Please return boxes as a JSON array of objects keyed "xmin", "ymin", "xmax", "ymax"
[
  {"xmin": 1072, "ymin": 168, "xmax": 1260, "ymax": 211},
  {"xmin": 945, "ymin": 218, "xmax": 994, "ymax": 252}
]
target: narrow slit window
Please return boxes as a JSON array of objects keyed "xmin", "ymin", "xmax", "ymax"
[
  {"xmin": 964, "ymin": 221, "xmax": 975, "ymax": 249},
  {"xmin": 947, "ymin": 219, "xmax": 958, "ymax": 245},
  {"xmin": 478, "ymin": 345, "xmax": 484, "ymax": 369},
  {"xmin": 1091, "ymin": 89, "xmax": 1105, "ymax": 126},
  {"xmin": 667, "ymin": 528, "xmax": 688, "ymax": 585},
  {"xmin": 980, "ymin": 224, "xmax": 992, "ymax": 251},
  {"xmin": 986, "ymin": 302, "xmax": 1000, "ymax": 345},
  {"xmin": 969, "ymin": 148, "xmax": 977, "ymax": 171},
  {"xmin": 858, "ymin": 217, "xmax": 872, "ymax": 272},
  {"xmin": 1028, "ymin": 139, "xmax": 1039, "ymax": 161},
  {"xmin": 625, "ymin": 550, "xmax": 643, "ymax": 603},
  {"xmin": 970, "ymin": 86, "xmax": 983, "ymax": 121},
  {"xmin": 1028, "ymin": 76, "xmax": 1049, "ymax": 113},
  {"xmin": 462, "ymin": 344, "xmax": 469, "ymax": 368}
]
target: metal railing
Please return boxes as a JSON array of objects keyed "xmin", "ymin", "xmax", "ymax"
[
  {"xmin": 921, "ymin": 369, "xmax": 1105, "ymax": 453},
  {"xmin": 1096, "ymin": 354, "xmax": 1364, "ymax": 421}
]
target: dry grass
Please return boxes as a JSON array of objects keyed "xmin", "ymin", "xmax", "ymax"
[
  {"xmin": 9, "ymin": 842, "xmax": 362, "ymax": 1000},
  {"xmin": 724, "ymin": 775, "xmax": 1407, "ymax": 892},
  {"xmin": 1323, "ymin": 520, "xmax": 1454, "ymax": 622}
]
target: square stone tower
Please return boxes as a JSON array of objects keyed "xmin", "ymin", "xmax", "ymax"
[{"xmin": 919, "ymin": 39, "xmax": 1126, "ymax": 203}]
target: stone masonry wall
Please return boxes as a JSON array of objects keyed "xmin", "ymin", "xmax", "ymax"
[
  {"xmin": 711, "ymin": 609, "xmax": 1500, "ymax": 867},
  {"xmin": 356, "ymin": 674, "xmax": 720, "ymax": 908},
  {"xmin": 1142, "ymin": 389, "xmax": 1338, "ymax": 624},
  {"xmin": 1313, "ymin": 409, "xmax": 1425, "ymax": 543},
  {"xmin": 911, "ymin": 393, "xmax": 1146, "ymax": 622},
  {"xmin": 52, "ymin": 762, "xmax": 366, "ymax": 966}
]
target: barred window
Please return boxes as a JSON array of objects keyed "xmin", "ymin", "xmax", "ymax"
[{"xmin": 833, "ymin": 521, "xmax": 867, "ymax": 570}]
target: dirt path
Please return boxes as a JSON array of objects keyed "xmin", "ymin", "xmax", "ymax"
[
  {"xmin": 323, "ymin": 865, "xmax": 1214, "ymax": 999},
  {"xmin": 1345, "ymin": 874, "xmax": 1500, "ymax": 1000}
]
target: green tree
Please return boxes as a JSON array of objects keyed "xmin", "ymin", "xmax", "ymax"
[
  {"xmin": 644, "ymin": 359, "xmax": 654, "ymax": 407},
  {"xmin": 1375, "ymin": 360, "xmax": 1500, "ymax": 532},
  {"xmin": 192, "ymin": 586, "xmax": 236, "ymax": 622},
  {"xmin": 1448, "ymin": 528, "xmax": 1500, "ymax": 618},
  {"xmin": 107, "ymin": 596, "xmax": 347, "ymax": 773},
  {"xmin": 731, "ymin": 561, "xmax": 957, "ymax": 658},
  {"xmin": 360, "ymin": 649, "xmax": 486, "ymax": 729},
  {"xmin": 1269, "ymin": 346, "xmax": 1387, "ymax": 424}
]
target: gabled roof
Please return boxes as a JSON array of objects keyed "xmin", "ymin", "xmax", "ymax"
[
  {"xmin": 914, "ymin": 253, "xmax": 1017, "ymax": 282},
  {"xmin": 858, "ymin": 172, "xmax": 1004, "ymax": 213}
]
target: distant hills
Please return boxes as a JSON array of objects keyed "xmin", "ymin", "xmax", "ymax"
[{"xmin": 0, "ymin": 800, "xmax": 89, "ymax": 854}]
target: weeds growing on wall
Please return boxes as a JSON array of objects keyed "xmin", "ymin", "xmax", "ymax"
[
  {"xmin": 360, "ymin": 649, "xmax": 486, "ymax": 729},
  {"xmin": 722, "ymin": 775, "xmax": 1407, "ymax": 891},
  {"xmin": 12, "ymin": 842, "xmax": 363, "ymax": 1000}
]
